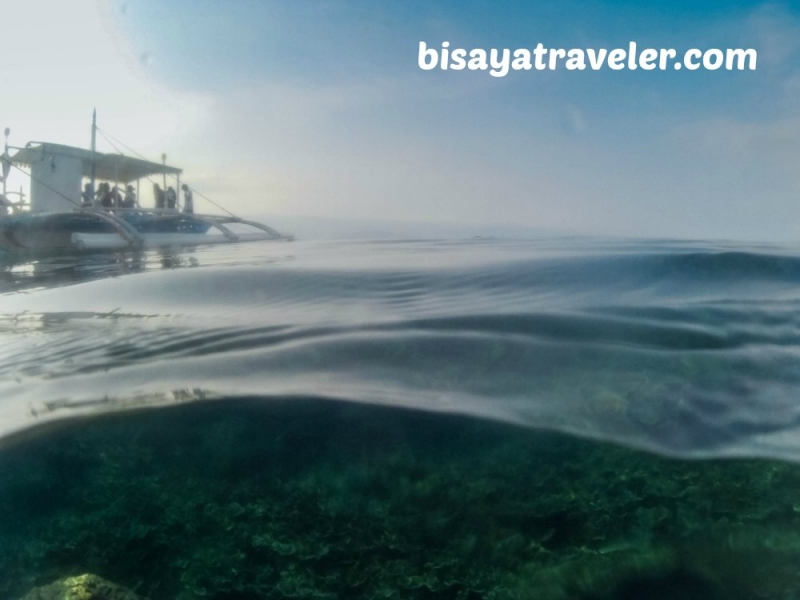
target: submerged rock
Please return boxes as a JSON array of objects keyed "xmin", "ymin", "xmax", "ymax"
[{"xmin": 19, "ymin": 574, "xmax": 145, "ymax": 600}]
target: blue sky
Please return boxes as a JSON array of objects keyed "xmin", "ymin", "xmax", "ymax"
[{"xmin": 4, "ymin": 1, "xmax": 800, "ymax": 239}]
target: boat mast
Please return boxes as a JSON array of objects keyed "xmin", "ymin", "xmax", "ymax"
[{"xmin": 89, "ymin": 108, "xmax": 97, "ymax": 203}]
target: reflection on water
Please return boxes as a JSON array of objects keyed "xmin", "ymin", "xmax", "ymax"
[
  {"xmin": 1, "ymin": 237, "xmax": 299, "ymax": 295},
  {"xmin": 0, "ymin": 248, "xmax": 204, "ymax": 294},
  {"xmin": 158, "ymin": 249, "xmax": 200, "ymax": 271}
]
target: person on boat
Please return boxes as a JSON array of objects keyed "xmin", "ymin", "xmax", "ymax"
[
  {"xmin": 81, "ymin": 183, "xmax": 93, "ymax": 206},
  {"xmin": 153, "ymin": 183, "xmax": 166, "ymax": 209},
  {"xmin": 181, "ymin": 184, "xmax": 194, "ymax": 214},
  {"xmin": 103, "ymin": 186, "xmax": 115, "ymax": 208},
  {"xmin": 97, "ymin": 182, "xmax": 113, "ymax": 207},
  {"xmin": 166, "ymin": 186, "xmax": 177, "ymax": 210},
  {"xmin": 122, "ymin": 185, "xmax": 137, "ymax": 209},
  {"xmin": 0, "ymin": 193, "xmax": 13, "ymax": 215},
  {"xmin": 111, "ymin": 186, "xmax": 123, "ymax": 207}
]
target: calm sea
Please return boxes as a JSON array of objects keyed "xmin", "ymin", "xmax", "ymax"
[{"xmin": 2, "ymin": 236, "xmax": 800, "ymax": 599}]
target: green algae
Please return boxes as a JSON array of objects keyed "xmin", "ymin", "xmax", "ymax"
[{"xmin": 2, "ymin": 399, "xmax": 800, "ymax": 599}]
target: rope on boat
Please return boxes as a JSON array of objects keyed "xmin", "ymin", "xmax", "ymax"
[
  {"xmin": 95, "ymin": 126, "xmax": 150, "ymax": 162},
  {"xmin": 184, "ymin": 188, "xmax": 239, "ymax": 219},
  {"xmin": 96, "ymin": 127, "xmax": 240, "ymax": 219}
]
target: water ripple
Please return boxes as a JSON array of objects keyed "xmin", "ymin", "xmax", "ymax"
[{"xmin": 4, "ymin": 238, "xmax": 800, "ymax": 461}]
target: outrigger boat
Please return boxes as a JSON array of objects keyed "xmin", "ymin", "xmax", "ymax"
[{"xmin": 0, "ymin": 112, "xmax": 290, "ymax": 254}]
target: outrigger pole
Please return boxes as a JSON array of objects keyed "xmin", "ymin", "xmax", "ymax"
[{"xmin": 89, "ymin": 108, "xmax": 97, "ymax": 204}]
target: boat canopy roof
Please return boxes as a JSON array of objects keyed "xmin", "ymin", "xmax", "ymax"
[{"xmin": 10, "ymin": 142, "xmax": 182, "ymax": 183}]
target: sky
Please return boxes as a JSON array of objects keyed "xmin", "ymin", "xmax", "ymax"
[{"xmin": 2, "ymin": 0, "xmax": 800, "ymax": 240}]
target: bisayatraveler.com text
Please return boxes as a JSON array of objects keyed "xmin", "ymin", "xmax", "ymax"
[{"xmin": 418, "ymin": 42, "xmax": 758, "ymax": 76}]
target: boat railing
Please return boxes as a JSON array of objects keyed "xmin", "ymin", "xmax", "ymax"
[{"xmin": 84, "ymin": 206, "xmax": 186, "ymax": 216}]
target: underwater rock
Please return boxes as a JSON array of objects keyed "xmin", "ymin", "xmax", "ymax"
[{"xmin": 19, "ymin": 574, "xmax": 146, "ymax": 600}]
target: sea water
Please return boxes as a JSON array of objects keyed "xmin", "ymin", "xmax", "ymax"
[{"xmin": 2, "ymin": 237, "xmax": 800, "ymax": 598}]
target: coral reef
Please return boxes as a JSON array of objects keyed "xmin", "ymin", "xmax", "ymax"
[{"xmin": 1, "ymin": 399, "xmax": 800, "ymax": 599}]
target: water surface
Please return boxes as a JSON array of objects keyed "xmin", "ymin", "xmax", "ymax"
[
  {"xmin": 3, "ymin": 237, "xmax": 800, "ymax": 460},
  {"xmin": 4, "ymin": 237, "xmax": 800, "ymax": 599}
]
